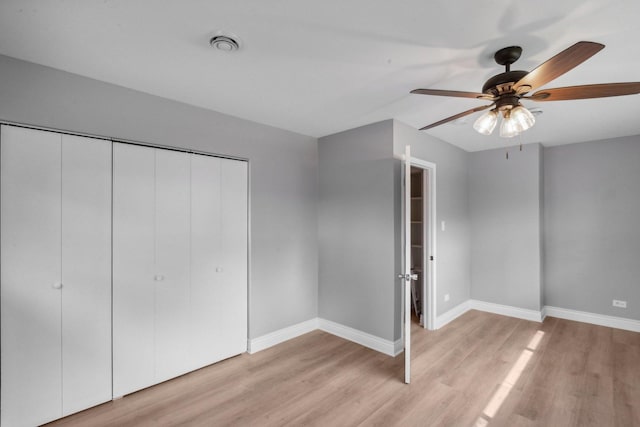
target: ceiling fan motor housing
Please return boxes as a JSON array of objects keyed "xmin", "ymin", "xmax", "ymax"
[
  {"xmin": 494, "ymin": 95, "xmax": 522, "ymax": 113},
  {"xmin": 482, "ymin": 70, "xmax": 529, "ymax": 95}
]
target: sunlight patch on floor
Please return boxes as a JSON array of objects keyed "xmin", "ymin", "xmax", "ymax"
[{"xmin": 475, "ymin": 330, "xmax": 545, "ymax": 425}]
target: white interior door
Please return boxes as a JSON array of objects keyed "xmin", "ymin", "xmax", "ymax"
[
  {"xmin": 1, "ymin": 126, "xmax": 63, "ymax": 426},
  {"xmin": 61, "ymin": 135, "xmax": 112, "ymax": 415},
  {"xmin": 401, "ymin": 145, "xmax": 414, "ymax": 384},
  {"xmin": 113, "ymin": 142, "xmax": 156, "ymax": 397}
]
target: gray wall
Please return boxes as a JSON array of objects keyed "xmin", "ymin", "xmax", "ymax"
[
  {"xmin": 469, "ymin": 144, "xmax": 543, "ymax": 311},
  {"xmin": 0, "ymin": 54, "xmax": 319, "ymax": 338},
  {"xmin": 318, "ymin": 120, "xmax": 398, "ymax": 341},
  {"xmin": 544, "ymin": 136, "xmax": 640, "ymax": 320},
  {"xmin": 393, "ymin": 120, "xmax": 471, "ymax": 316}
]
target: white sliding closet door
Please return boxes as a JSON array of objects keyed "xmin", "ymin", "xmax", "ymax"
[
  {"xmin": 1, "ymin": 126, "xmax": 112, "ymax": 426},
  {"xmin": 189, "ymin": 154, "xmax": 222, "ymax": 368},
  {"xmin": 113, "ymin": 143, "xmax": 156, "ymax": 397},
  {"xmin": 113, "ymin": 143, "xmax": 248, "ymax": 397},
  {"xmin": 1, "ymin": 126, "xmax": 62, "ymax": 427},
  {"xmin": 113, "ymin": 145, "xmax": 193, "ymax": 393},
  {"xmin": 189, "ymin": 155, "xmax": 248, "ymax": 367},
  {"xmin": 61, "ymin": 135, "xmax": 112, "ymax": 416},
  {"xmin": 218, "ymin": 159, "xmax": 248, "ymax": 358},
  {"xmin": 154, "ymin": 149, "xmax": 191, "ymax": 382}
]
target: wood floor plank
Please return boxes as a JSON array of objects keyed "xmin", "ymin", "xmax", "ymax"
[{"xmin": 45, "ymin": 312, "xmax": 640, "ymax": 427}]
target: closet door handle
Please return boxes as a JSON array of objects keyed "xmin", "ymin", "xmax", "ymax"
[{"xmin": 52, "ymin": 282, "xmax": 63, "ymax": 290}]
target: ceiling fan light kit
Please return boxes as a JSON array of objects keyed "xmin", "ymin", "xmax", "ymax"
[
  {"xmin": 501, "ymin": 105, "xmax": 535, "ymax": 138},
  {"xmin": 510, "ymin": 105, "xmax": 535, "ymax": 131},
  {"xmin": 473, "ymin": 109, "xmax": 498, "ymax": 135},
  {"xmin": 473, "ymin": 103, "xmax": 535, "ymax": 138},
  {"xmin": 500, "ymin": 109, "xmax": 521, "ymax": 138},
  {"xmin": 411, "ymin": 41, "xmax": 640, "ymax": 138}
]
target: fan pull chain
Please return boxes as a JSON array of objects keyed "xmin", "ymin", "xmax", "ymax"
[{"xmin": 506, "ymin": 140, "xmax": 523, "ymax": 159}]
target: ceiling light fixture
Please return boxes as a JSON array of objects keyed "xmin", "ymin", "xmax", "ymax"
[
  {"xmin": 499, "ymin": 109, "xmax": 520, "ymax": 138},
  {"xmin": 474, "ymin": 103, "xmax": 535, "ymax": 138},
  {"xmin": 509, "ymin": 105, "xmax": 535, "ymax": 132},
  {"xmin": 209, "ymin": 35, "xmax": 240, "ymax": 52},
  {"xmin": 473, "ymin": 109, "xmax": 498, "ymax": 135}
]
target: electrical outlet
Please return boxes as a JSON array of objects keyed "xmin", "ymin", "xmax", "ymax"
[
  {"xmin": 613, "ymin": 299, "xmax": 627, "ymax": 308},
  {"xmin": 444, "ymin": 294, "xmax": 450, "ymax": 302},
  {"xmin": 441, "ymin": 221, "xmax": 446, "ymax": 231}
]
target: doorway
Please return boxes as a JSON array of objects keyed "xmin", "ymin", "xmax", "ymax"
[
  {"xmin": 409, "ymin": 160, "xmax": 436, "ymax": 331},
  {"xmin": 400, "ymin": 148, "xmax": 437, "ymax": 384},
  {"xmin": 410, "ymin": 167, "xmax": 425, "ymax": 326}
]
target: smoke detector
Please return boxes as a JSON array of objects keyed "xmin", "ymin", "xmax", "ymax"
[{"xmin": 209, "ymin": 35, "xmax": 240, "ymax": 52}]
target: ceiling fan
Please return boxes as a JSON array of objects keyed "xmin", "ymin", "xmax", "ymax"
[{"xmin": 411, "ymin": 41, "xmax": 640, "ymax": 137}]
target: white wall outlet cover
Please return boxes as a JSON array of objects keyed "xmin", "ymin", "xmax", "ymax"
[
  {"xmin": 444, "ymin": 294, "xmax": 450, "ymax": 302},
  {"xmin": 441, "ymin": 221, "xmax": 446, "ymax": 231},
  {"xmin": 613, "ymin": 300, "xmax": 627, "ymax": 308}
]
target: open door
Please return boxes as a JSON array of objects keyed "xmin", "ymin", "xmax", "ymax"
[{"xmin": 399, "ymin": 145, "xmax": 417, "ymax": 384}]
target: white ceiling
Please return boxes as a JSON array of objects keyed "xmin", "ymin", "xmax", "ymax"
[{"xmin": 0, "ymin": 0, "xmax": 639, "ymax": 151}]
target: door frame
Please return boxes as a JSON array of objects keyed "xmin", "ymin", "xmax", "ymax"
[{"xmin": 409, "ymin": 157, "xmax": 437, "ymax": 331}]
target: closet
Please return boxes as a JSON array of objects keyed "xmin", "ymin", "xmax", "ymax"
[
  {"xmin": 1, "ymin": 126, "xmax": 249, "ymax": 425},
  {"xmin": 1, "ymin": 126, "xmax": 112, "ymax": 426},
  {"xmin": 410, "ymin": 166, "xmax": 425, "ymax": 325},
  {"xmin": 112, "ymin": 143, "xmax": 248, "ymax": 397}
]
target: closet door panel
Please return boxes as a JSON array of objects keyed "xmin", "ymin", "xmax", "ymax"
[
  {"xmin": 113, "ymin": 143, "xmax": 156, "ymax": 397},
  {"xmin": 61, "ymin": 135, "xmax": 112, "ymax": 415},
  {"xmin": 189, "ymin": 155, "xmax": 222, "ymax": 368},
  {"xmin": 154, "ymin": 149, "xmax": 191, "ymax": 382},
  {"xmin": 219, "ymin": 159, "xmax": 248, "ymax": 356},
  {"xmin": 1, "ymin": 126, "xmax": 63, "ymax": 426}
]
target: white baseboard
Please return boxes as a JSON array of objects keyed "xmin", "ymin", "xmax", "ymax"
[
  {"xmin": 318, "ymin": 318, "xmax": 398, "ymax": 356},
  {"xmin": 434, "ymin": 299, "xmax": 543, "ymax": 330},
  {"xmin": 469, "ymin": 299, "xmax": 544, "ymax": 322},
  {"xmin": 248, "ymin": 317, "xmax": 399, "ymax": 357},
  {"xmin": 435, "ymin": 300, "xmax": 471, "ymax": 329},
  {"xmin": 394, "ymin": 338, "xmax": 404, "ymax": 356},
  {"xmin": 248, "ymin": 318, "xmax": 318, "ymax": 354},
  {"xmin": 247, "ymin": 304, "xmax": 639, "ymax": 358},
  {"xmin": 544, "ymin": 306, "xmax": 640, "ymax": 333}
]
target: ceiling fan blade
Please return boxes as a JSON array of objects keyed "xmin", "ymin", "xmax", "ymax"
[
  {"xmin": 420, "ymin": 104, "xmax": 494, "ymax": 130},
  {"xmin": 411, "ymin": 88, "xmax": 495, "ymax": 100},
  {"xmin": 527, "ymin": 82, "xmax": 640, "ymax": 101},
  {"xmin": 514, "ymin": 41, "xmax": 605, "ymax": 93}
]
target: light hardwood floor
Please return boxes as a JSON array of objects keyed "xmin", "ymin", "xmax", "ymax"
[{"xmin": 46, "ymin": 310, "xmax": 640, "ymax": 426}]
